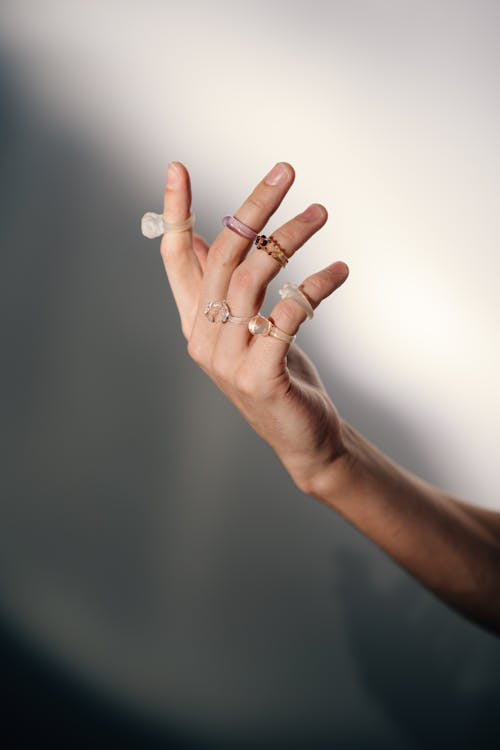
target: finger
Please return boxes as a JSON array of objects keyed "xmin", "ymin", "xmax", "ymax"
[
  {"xmin": 190, "ymin": 162, "xmax": 295, "ymax": 360},
  {"xmin": 193, "ymin": 233, "xmax": 209, "ymax": 272},
  {"xmin": 248, "ymin": 261, "xmax": 350, "ymax": 369},
  {"xmin": 160, "ymin": 162, "xmax": 202, "ymax": 336},
  {"xmin": 262, "ymin": 203, "xmax": 328, "ymax": 267}
]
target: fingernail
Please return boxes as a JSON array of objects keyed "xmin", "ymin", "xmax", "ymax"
[
  {"xmin": 329, "ymin": 261, "xmax": 349, "ymax": 274},
  {"xmin": 298, "ymin": 204, "xmax": 323, "ymax": 222},
  {"xmin": 264, "ymin": 162, "xmax": 289, "ymax": 186},
  {"xmin": 167, "ymin": 162, "xmax": 180, "ymax": 188}
]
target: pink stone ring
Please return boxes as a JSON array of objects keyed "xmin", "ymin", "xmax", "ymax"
[
  {"xmin": 222, "ymin": 215, "xmax": 258, "ymax": 241},
  {"xmin": 248, "ymin": 314, "xmax": 296, "ymax": 344}
]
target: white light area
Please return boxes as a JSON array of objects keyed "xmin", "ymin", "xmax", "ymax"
[{"xmin": 1, "ymin": 0, "xmax": 499, "ymax": 507}]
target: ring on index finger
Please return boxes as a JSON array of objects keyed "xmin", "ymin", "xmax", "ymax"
[{"xmin": 204, "ymin": 300, "xmax": 254, "ymax": 326}]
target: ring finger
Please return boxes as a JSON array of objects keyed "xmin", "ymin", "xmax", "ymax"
[{"xmin": 248, "ymin": 260, "xmax": 350, "ymax": 375}]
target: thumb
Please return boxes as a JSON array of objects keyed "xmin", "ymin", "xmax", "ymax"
[{"xmin": 193, "ymin": 233, "xmax": 210, "ymax": 271}]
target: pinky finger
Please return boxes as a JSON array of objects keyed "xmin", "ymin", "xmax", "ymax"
[{"xmin": 249, "ymin": 261, "xmax": 349, "ymax": 363}]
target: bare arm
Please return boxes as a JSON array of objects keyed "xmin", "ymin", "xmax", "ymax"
[{"xmin": 308, "ymin": 421, "xmax": 500, "ymax": 635}]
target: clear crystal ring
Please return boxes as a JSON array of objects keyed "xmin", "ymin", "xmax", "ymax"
[
  {"xmin": 204, "ymin": 300, "xmax": 253, "ymax": 325},
  {"xmin": 248, "ymin": 314, "xmax": 296, "ymax": 344},
  {"xmin": 278, "ymin": 282, "xmax": 314, "ymax": 320}
]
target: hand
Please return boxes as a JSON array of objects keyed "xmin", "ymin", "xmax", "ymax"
[{"xmin": 160, "ymin": 161, "xmax": 350, "ymax": 492}]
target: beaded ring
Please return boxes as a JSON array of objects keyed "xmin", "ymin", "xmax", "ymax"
[{"xmin": 255, "ymin": 234, "xmax": 289, "ymax": 268}]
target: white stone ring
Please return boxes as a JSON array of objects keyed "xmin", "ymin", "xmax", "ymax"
[
  {"xmin": 278, "ymin": 282, "xmax": 314, "ymax": 320},
  {"xmin": 141, "ymin": 211, "xmax": 196, "ymax": 239},
  {"xmin": 248, "ymin": 314, "xmax": 296, "ymax": 344}
]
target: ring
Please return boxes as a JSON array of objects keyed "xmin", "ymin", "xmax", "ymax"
[
  {"xmin": 278, "ymin": 282, "xmax": 314, "ymax": 320},
  {"xmin": 141, "ymin": 211, "xmax": 196, "ymax": 239},
  {"xmin": 223, "ymin": 215, "xmax": 258, "ymax": 241},
  {"xmin": 204, "ymin": 300, "xmax": 253, "ymax": 325},
  {"xmin": 255, "ymin": 235, "xmax": 288, "ymax": 268},
  {"xmin": 248, "ymin": 314, "xmax": 296, "ymax": 344}
]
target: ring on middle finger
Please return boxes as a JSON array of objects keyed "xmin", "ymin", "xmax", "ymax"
[{"xmin": 255, "ymin": 235, "xmax": 289, "ymax": 268}]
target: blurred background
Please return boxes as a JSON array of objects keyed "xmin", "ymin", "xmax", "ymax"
[{"xmin": 1, "ymin": 1, "xmax": 500, "ymax": 747}]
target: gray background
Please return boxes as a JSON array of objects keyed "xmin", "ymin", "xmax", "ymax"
[{"xmin": 1, "ymin": 1, "xmax": 500, "ymax": 747}]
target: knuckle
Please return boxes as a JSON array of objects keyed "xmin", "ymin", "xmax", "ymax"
[
  {"xmin": 231, "ymin": 265, "xmax": 257, "ymax": 291},
  {"xmin": 181, "ymin": 312, "xmax": 196, "ymax": 341},
  {"xmin": 211, "ymin": 354, "xmax": 228, "ymax": 383},
  {"xmin": 159, "ymin": 238, "xmax": 168, "ymax": 262},
  {"xmin": 246, "ymin": 191, "xmax": 266, "ymax": 212},
  {"xmin": 234, "ymin": 368, "xmax": 257, "ymax": 397},
  {"xmin": 319, "ymin": 266, "xmax": 338, "ymax": 284},
  {"xmin": 275, "ymin": 224, "xmax": 295, "ymax": 247},
  {"xmin": 305, "ymin": 273, "xmax": 328, "ymax": 295},
  {"xmin": 187, "ymin": 338, "xmax": 205, "ymax": 365},
  {"xmin": 275, "ymin": 299, "xmax": 300, "ymax": 329},
  {"xmin": 209, "ymin": 241, "xmax": 233, "ymax": 266},
  {"xmin": 160, "ymin": 236, "xmax": 182, "ymax": 262}
]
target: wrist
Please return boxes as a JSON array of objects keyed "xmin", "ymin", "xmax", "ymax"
[
  {"xmin": 303, "ymin": 419, "xmax": 443, "ymax": 515},
  {"xmin": 287, "ymin": 419, "xmax": 359, "ymax": 500}
]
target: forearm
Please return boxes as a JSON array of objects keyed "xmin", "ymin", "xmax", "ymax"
[{"xmin": 308, "ymin": 420, "xmax": 500, "ymax": 635}]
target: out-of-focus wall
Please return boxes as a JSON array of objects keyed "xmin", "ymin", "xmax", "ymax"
[{"xmin": 1, "ymin": 1, "xmax": 499, "ymax": 747}]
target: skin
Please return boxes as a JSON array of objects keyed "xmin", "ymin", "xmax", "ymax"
[{"xmin": 160, "ymin": 160, "xmax": 500, "ymax": 636}]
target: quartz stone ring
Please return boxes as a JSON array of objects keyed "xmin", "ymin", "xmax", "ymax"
[
  {"xmin": 141, "ymin": 211, "xmax": 195, "ymax": 239},
  {"xmin": 248, "ymin": 314, "xmax": 296, "ymax": 344},
  {"xmin": 204, "ymin": 300, "xmax": 253, "ymax": 325},
  {"xmin": 278, "ymin": 282, "xmax": 314, "ymax": 320}
]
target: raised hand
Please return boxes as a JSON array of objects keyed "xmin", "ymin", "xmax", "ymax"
[{"xmin": 159, "ymin": 161, "xmax": 349, "ymax": 492}]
